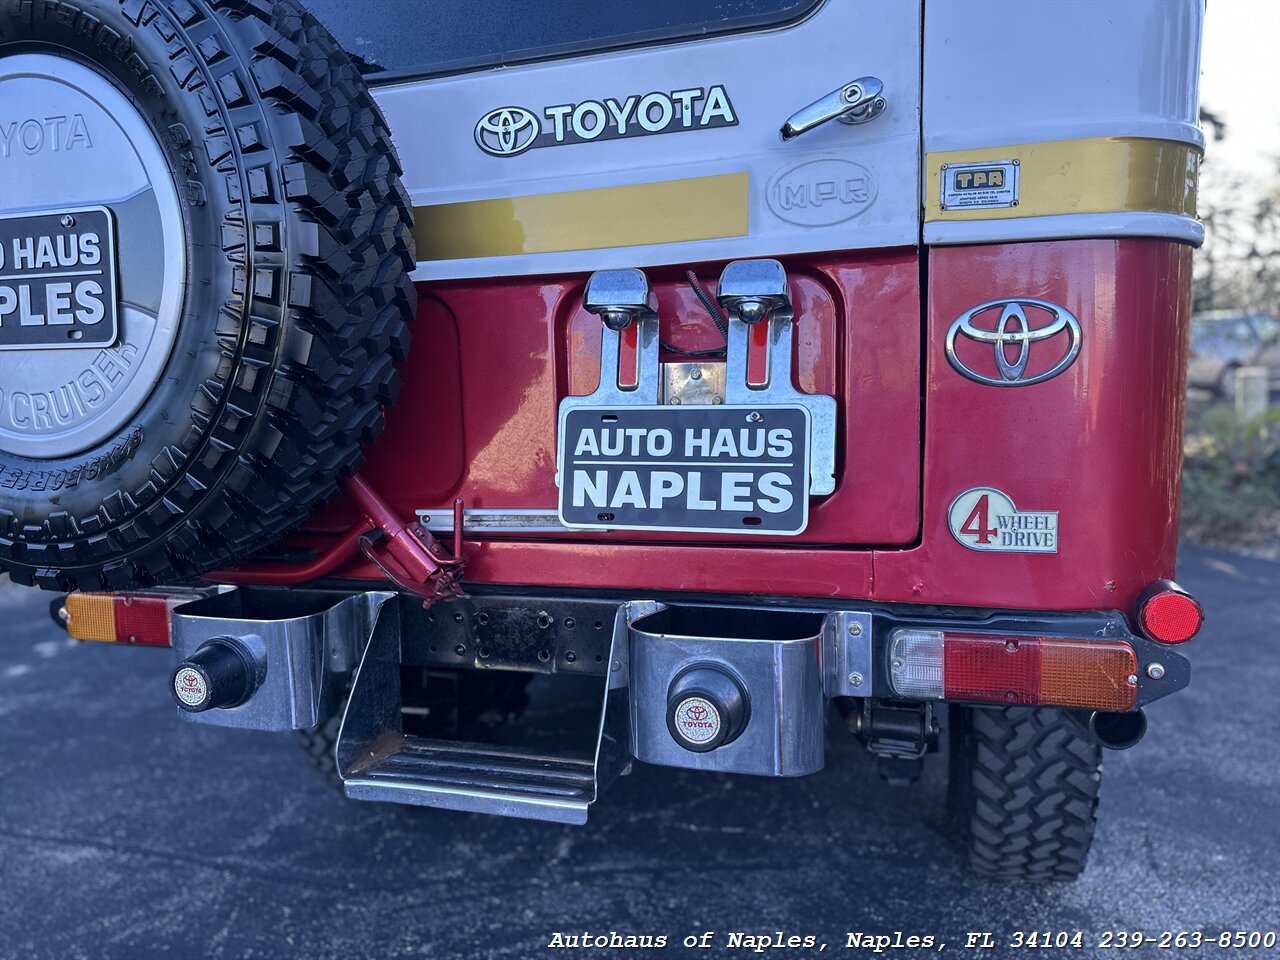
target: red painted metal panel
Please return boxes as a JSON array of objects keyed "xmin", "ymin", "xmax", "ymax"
[
  {"xmin": 356, "ymin": 251, "xmax": 922, "ymax": 547},
  {"xmin": 331, "ymin": 540, "xmax": 872, "ymax": 601},
  {"xmin": 265, "ymin": 239, "xmax": 1191, "ymax": 614},
  {"xmin": 873, "ymin": 238, "xmax": 1192, "ymax": 611}
]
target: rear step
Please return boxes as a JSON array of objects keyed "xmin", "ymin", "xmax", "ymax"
[
  {"xmin": 335, "ymin": 602, "xmax": 630, "ymax": 824},
  {"xmin": 342, "ymin": 738, "xmax": 597, "ymax": 823}
]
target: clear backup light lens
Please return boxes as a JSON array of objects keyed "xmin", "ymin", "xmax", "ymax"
[
  {"xmin": 1138, "ymin": 586, "xmax": 1204, "ymax": 644},
  {"xmin": 889, "ymin": 630, "xmax": 945, "ymax": 699},
  {"xmin": 888, "ymin": 629, "xmax": 1138, "ymax": 712},
  {"xmin": 64, "ymin": 592, "xmax": 181, "ymax": 647}
]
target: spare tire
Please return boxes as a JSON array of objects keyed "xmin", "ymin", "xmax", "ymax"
[{"xmin": 0, "ymin": 0, "xmax": 415, "ymax": 590}]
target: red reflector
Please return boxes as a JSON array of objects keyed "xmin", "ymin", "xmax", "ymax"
[
  {"xmin": 617, "ymin": 322, "xmax": 639, "ymax": 389},
  {"xmin": 746, "ymin": 320, "xmax": 770, "ymax": 386},
  {"xmin": 1139, "ymin": 590, "xmax": 1203, "ymax": 644},
  {"xmin": 113, "ymin": 595, "xmax": 177, "ymax": 647}
]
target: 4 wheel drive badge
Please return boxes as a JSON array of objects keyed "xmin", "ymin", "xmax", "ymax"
[
  {"xmin": 672, "ymin": 696, "xmax": 721, "ymax": 745},
  {"xmin": 949, "ymin": 487, "xmax": 1058, "ymax": 554},
  {"xmin": 475, "ymin": 85, "xmax": 737, "ymax": 157},
  {"xmin": 474, "ymin": 106, "xmax": 540, "ymax": 157},
  {"xmin": 946, "ymin": 298, "xmax": 1081, "ymax": 386}
]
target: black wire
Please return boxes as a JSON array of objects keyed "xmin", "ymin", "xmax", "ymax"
[
  {"xmin": 687, "ymin": 270, "xmax": 729, "ymax": 339},
  {"xmin": 657, "ymin": 270, "xmax": 729, "ymax": 358}
]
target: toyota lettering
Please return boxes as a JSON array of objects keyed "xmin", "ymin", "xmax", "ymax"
[{"xmin": 474, "ymin": 85, "xmax": 737, "ymax": 157}]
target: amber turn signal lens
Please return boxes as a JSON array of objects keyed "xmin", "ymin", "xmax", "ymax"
[
  {"xmin": 63, "ymin": 593, "xmax": 117, "ymax": 642},
  {"xmin": 1036, "ymin": 637, "xmax": 1138, "ymax": 712}
]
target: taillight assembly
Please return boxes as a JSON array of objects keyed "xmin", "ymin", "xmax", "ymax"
[
  {"xmin": 62, "ymin": 592, "xmax": 186, "ymax": 647},
  {"xmin": 1136, "ymin": 580, "xmax": 1203, "ymax": 644},
  {"xmin": 889, "ymin": 629, "xmax": 1139, "ymax": 712}
]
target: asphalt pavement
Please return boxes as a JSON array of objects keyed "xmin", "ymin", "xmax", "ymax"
[{"xmin": 1, "ymin": 545, "xmax": 1277, "ymax": 960}]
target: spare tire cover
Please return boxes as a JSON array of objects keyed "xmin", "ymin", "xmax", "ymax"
[{"xmin": 0, "ymin": 0, "xmax": 415, "ymax": 590}]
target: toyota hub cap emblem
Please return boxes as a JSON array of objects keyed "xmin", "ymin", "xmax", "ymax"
[
  {"xmin": 174, "ymin": 667, "xmax": 207, "ymax": 707},
  {"xmin": 673, "ymin": 696, "xmax": 721, "ymax": 745},
  {"xmin": 945, "ymin": 298, "xmax": 1081, "ymax": 386},
  {"xmin": 474, "ymin": 106, "xmax": 540, "ymax": 157}
]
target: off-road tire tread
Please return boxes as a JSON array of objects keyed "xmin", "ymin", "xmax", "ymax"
[
  {"xmin": 948, "ymin": 705, "xmax": 1102, "ymax": 881},
  {"xmin": 0, "ymin": 0, "xmax": 414, "ymax": 590},
  {"xmin": 296, "ymin": 708, "xmax": 343, "ymax": 791}
]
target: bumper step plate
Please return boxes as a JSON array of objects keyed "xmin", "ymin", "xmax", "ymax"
[{"xmin": 336, "ymin": 603, "xmax": 626, "ymax": 825}]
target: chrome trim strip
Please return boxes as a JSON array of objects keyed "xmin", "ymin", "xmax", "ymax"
[
  {"xmin": 415, "ymin": 508, "xmax": 565, "ymax": 534},
  {"xmin": 342, "ymin": 778, "xmax": 589, "ymax": 825},
  {"xmin": 924, "ymin": 211, "xmax": 1204, "ymax": 248}
]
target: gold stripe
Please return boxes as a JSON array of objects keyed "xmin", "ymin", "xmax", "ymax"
[
  {"xmin": 926, "ymin": 137, "xmax": 1200, "ymax": 222},
  {"xmin": 414, "ymin": 172, "xmax": 749, "ymax": 261}
]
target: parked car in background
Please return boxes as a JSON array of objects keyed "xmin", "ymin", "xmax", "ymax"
[{"xmin": 1188, "ymin": 311, "xmax": 1280, "ymax": 398}]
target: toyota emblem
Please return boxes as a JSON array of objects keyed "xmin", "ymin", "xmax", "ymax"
[
  {"xmin": 173, "ymin": 667, "xmax": 207, "ymax": 707},
  {"xmin": 474, "ymin": 106, "xmax": 540, "ymax": 157},
  {"xmin": 945, "ymin": 298, "xmax": 1081, "ymax": 386},
  {"xmin": 672, "ymin": 696, "xmax": 720, "ymax": 744}
]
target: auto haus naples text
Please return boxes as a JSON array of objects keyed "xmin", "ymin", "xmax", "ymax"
[
  {"xmin": 566, "ymin": 423, "xmax": 799, "ymax": 514},
  {"xmin": 0, "ymin": 226, "xmax": 108, "ymax": 329}
]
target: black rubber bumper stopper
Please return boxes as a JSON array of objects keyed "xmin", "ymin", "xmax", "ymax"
[
  {"xmin": 666, "ymin": 664, "xmax": 750, "ymax": 752},
  {"xmin": 171, "ymin": 638, "xmax": 257, "ymax": 713}
]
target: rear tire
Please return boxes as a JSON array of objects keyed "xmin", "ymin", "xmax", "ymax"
[
  {"xmin": 947, "ymin": 705, "xmax": 1102, "ymax": 881},
  {"xmin": 296, "ymin": 708, "xmax": 344, "ymax": 792}
]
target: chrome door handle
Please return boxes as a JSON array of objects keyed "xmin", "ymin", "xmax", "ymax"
[{"xmin": 780, "ymin": 77, "xmax": 886, "ymax": 141}]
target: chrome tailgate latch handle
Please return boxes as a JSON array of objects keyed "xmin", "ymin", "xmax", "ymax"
[{"xmin": 780, "ymin": 76, "xmax": 886, "ymax": 141}]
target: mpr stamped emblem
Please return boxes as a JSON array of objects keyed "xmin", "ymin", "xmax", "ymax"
[{"xmin": 948, "ymin": 487, "xmax": 1058, "ymax": 554}]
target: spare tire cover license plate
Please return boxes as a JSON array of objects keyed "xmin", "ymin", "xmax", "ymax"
[
  {"xmin": 557, "ymin": 404, "xmax": 811, "ymax": 535},
  {"xmin": 0, "ymin": 207, "xmax": 119, "ymax": 351}
]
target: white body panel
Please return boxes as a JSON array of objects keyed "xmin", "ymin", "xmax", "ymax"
[
  {"xmin": 367, "ymin": 0, "xmax": 1206, "ymax": 268},
  {"xmin": 922, "ymin": 0, "xmax": 1204, "ymax": 246},
  {"xmin": 924, "ymin": 0, "xmax": 1203, "ymax": 151},
  {"xmin": 371, "ymin": 1, "xmax": 921, "ymax": 279}
]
